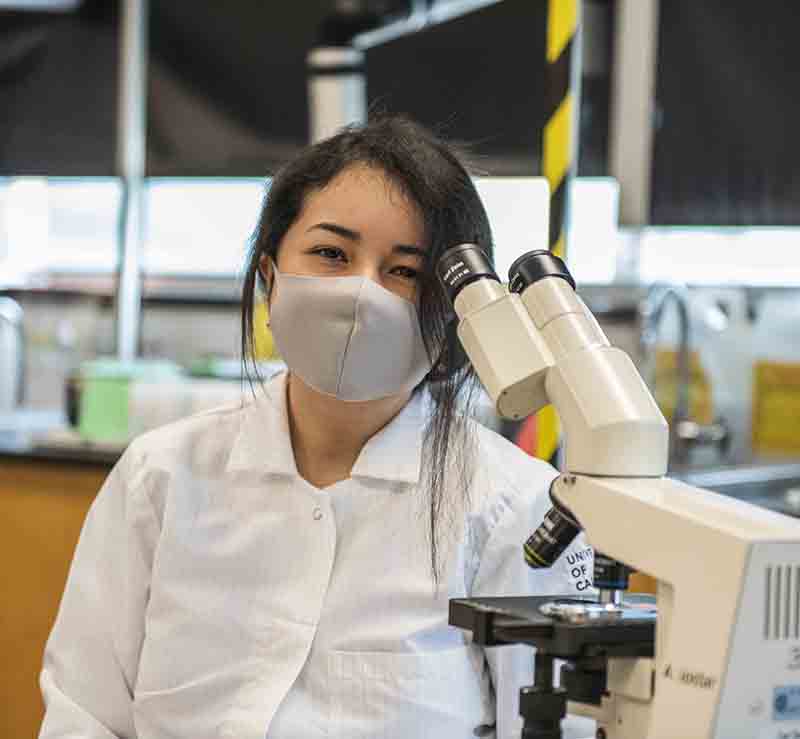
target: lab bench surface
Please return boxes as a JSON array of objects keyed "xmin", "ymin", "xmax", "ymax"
[
  {"xmin": 0, "ymin": 410, "xmax": 123, "ymax": 466},
  {"xmin": 0, "ymin": 434, "xmax": 122, "ymax": 465},
  {"xmin": 0, "ymin": 453, "xmax": 112, "ymax": 739}
]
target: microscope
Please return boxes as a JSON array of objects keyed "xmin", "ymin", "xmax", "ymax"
[{"xmin": 437, "ymin": 245, "xmax": 800, "ymax": 739}]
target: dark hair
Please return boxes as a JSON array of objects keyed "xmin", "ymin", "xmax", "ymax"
[{"xmin": 241, "ymin": 114, "xmax": 494, "ymax": 584}]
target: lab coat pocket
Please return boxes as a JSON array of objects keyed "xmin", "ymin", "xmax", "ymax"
[{"xmin": 328, "ymin": 645, "xmax": 490, "ymax": 739}]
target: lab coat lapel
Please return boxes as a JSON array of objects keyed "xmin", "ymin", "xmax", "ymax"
[
  {"xmin": 225, "ymin": 371, "xmax": 298, "ymax": 477},
  {"xmin": 349, "ymin": 390, "xmax": 426, "ymax": 486},
  {"xmin": 228, "ymin": 371, "xmax": 426, "ymax": 487}
]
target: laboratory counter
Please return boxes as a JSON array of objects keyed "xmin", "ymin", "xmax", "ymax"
[{"xmin": 0, "ymin": 409, "xmax": 122, "ymax": 467}]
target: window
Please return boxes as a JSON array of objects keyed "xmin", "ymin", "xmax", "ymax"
[
  {"xmin": 0, "ymin": 177, "xmax": 121, "ymax": 283},
  {"xmin": 3, "ymin": 174, "xmax": 800, "ymax": 289},
  {"xmin": 142, "ymin": 178, "xmax": 264, "ymax": 276},
  {"xmin": 638, "ymin": 228, "xmax": 800, "ymax": 286}
]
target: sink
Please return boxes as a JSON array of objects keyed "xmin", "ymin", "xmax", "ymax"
[
  {"xmin": 0, "ymin": 409, "xmax": 65, "ymax": 433},
  {"xmin": 679, "ymin": 464, "xmax": 800, "ymax": 518},
  {"xmin": 0, "ymin": 409, "xmax": 66, "ymax": 453}
]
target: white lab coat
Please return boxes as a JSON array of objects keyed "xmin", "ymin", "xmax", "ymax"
[{"xmin": 39, "ymin": 371, "xmax": 595, "ymax": 739}]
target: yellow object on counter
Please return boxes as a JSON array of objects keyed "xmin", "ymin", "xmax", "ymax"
[
  {"xmin": 534, "ymin": 405, "xmax": 560, "ymax": 461},
  {"xmin": 752, "ymin": 360, "xmax": 800, "ymax": 455},
  {"xmin": 253, "ymin": 301, "xmax": 279, "ymax": 360},
  {"xmin": 653, "ymin": 348, "xmax": 713, "ymax": 425}
]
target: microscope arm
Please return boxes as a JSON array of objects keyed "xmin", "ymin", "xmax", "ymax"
[{"xmin": 553, "ymin": 471, "xmax": 800, "ymax": 738}]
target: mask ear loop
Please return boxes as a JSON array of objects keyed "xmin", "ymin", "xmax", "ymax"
[{"xmin": 258, "ymin": 256, "xmax": 280, "ymax": 324}]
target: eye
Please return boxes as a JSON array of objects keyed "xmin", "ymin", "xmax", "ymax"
[
  {"xmin": 310, "ymin": 246, "xmax": 347, "ymax": 262},
  {"xmin": 390, "ymin": 265, "xmax": 419, "ymax": 280}
]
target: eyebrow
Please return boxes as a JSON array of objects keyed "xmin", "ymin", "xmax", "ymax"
[{"xmin": 307, "ymin": 222, "xmax": 425, "ymax": 258}]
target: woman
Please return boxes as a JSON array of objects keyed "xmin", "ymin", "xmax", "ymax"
[{"xmin": 39, "ymin": 115, "xmax": 593, "ymax": 739}]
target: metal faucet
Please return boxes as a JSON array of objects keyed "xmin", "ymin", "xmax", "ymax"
[
  {"xmin": 0, "ymin": 296, "xmax": 25, "ymax": 408},
  {"xmin": 638, "ymin": 284, "xmax": 729, "ymax": 467}
]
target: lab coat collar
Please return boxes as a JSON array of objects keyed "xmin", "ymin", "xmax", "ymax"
[
  {"xmin": 227, "ymin": 371, "xmax": 425, "ymax": 487},
  {"xmin": 350, "ymin": 387, "xmax": 425, "ymax": 486},
  {"xmin": 227, "ymin": 370, "xmax": 298, "ymax": 478}
]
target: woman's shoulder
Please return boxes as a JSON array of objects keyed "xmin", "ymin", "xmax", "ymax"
[
  {"xmin": 131, "ymin": 399, "xmax": 245, "ymax": 453},
  {"xmin": 123, "ymin": 400, "xmax": 252, "ymax": 490},
  {"xmin": 456, "ymin": 421, "xmax": 560, "ymax": 594},
  {"xmin": 87, "ymin": 400, "xmax": 256, "ymax": 538},
  {"xmin": 463, "ymin": 420, "xmax": 558, "ymax": 533},
  {"xmin": 469, "ymin": 420, "xmax": 557, "ymax": 496}
]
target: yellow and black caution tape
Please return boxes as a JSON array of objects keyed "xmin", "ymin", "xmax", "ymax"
[{"xmin": 543, "ymin": 0, "xmax": 578, "ymax": 258}]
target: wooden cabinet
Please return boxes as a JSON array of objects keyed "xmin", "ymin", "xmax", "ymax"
[{"xmin": 0, "ymin": 457, "xmax": 109, "ymax": 739}]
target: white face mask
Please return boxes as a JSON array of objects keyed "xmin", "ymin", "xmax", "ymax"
[{"xmin": 268, "ymin": 264, "xmax": 433, "ymax": 401}]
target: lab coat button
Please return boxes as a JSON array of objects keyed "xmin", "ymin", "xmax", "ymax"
[{"xmin": 313, "ymin": 506, "xmax": 323, "ymax": 520}]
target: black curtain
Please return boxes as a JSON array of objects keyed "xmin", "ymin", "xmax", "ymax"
[{"xmin": 0, "ymin": 1, "xmax": 119, "ymax": 175}]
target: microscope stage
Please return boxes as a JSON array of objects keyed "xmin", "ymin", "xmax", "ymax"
[{"xmin": 449, "ymin": 595, "xmax": 656, "ymax": 659}]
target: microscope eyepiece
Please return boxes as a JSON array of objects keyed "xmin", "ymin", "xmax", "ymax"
[
  {"xmin": 436, "ymin": 243, "xmax": 499, "ymax": 304},
  {"xmin": 508, "ymin": 250, "xmax": 576, "ymax": 295}
]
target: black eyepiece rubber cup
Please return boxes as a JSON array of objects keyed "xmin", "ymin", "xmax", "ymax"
[
  {"xmin": 437, "ymin": 244, "xmax": 499, "ymax": 305},
  {"xmin": 508, "ymin": 250, "xmax": 576, "ymax": 295}
]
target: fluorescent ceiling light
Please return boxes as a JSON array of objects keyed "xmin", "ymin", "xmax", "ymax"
[
  {"xmin": 354, "ymin": 0, "xmax": 503, "ymax": 50},
  {"xmin": 0, "ymin": 0, "xmax": 81, "ymax": 11}
]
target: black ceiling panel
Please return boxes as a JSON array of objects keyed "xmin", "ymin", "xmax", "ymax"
[
  {"xmin": 652, "ymin": 0, "xmax": 800, "ymax": 225},
  {"xmin": 0, "ymin": 0, "xmax": 120, "ymax": 175}
]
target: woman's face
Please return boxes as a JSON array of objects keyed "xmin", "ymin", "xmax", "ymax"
[{"xmin": 262, "ymin": 164, "xmax": 427, "ymax": 303}]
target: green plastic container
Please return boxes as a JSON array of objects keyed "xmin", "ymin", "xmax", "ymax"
[{"xmin": 78, "ymin": 358, "xmax": 182, "ymax": 443}]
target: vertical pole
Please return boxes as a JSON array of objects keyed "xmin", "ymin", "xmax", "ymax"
[
  {"xmin": 114, "ymin": 0, "xmax": 148, "ymax": 361},
  {"xmin": 527, "ymin": 0, "xmax": 581, "ymax": 464},
  {"xmin": 307, "ymin": 47, "xmax": 367, "ymax": 144},
  {"xmin": 608, "ymin": 0, "xmax": 659, "ymax": 226}
]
